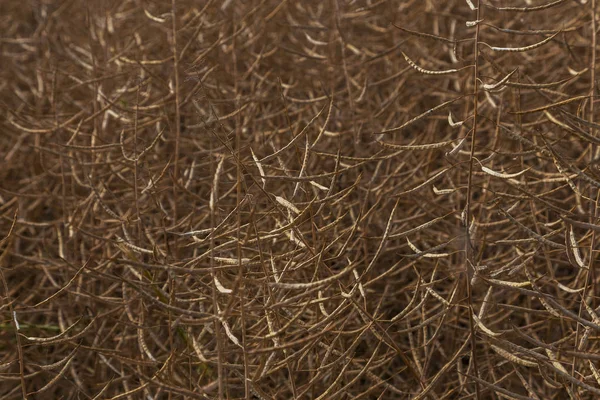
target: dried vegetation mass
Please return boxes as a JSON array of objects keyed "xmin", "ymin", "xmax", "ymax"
[{"xmin": 2, "ymin": 0, "xmax": 600, "ymax": 399}]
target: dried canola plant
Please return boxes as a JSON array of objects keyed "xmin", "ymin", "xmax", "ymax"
[{"xmin": 1, "ymin": 0, "xmax": 600, "ymax": 399}]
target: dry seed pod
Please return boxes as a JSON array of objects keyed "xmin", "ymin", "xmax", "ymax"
[{"xmin": 401, "ymin": 51, "xmax": 459, "ymax": 75}]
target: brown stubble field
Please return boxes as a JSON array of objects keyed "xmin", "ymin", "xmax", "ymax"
[{"xmin": 1, "ymin": 0, "xmax": 600, "ymax": 399}]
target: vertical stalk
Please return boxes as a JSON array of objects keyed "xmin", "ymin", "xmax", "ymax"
[
  {"xmin": 232, "ymin": 11, "xmax": 251, "ymax": 399},
  {"xmin": 575, "ymin": 0, "xmax": 598, "ymax": 390},
  {"xmin": 171, "ymin": 0, "xmax": 181, "ymax": 223},
  {"xmin": 169, "ymin": 0, "xmax": 180, "ymax": 393},
  {"xmin": 587, "ymin": 0, "xmax": 597, "ymax": 306},
  {"xmin": 465, "ymin": 1, "xmax": 482, "ymax": 398}
]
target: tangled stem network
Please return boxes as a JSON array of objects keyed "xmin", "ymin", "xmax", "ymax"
[{"xmin": 2, "ymin": 0, "xmax": 600, "ymax": 398}]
